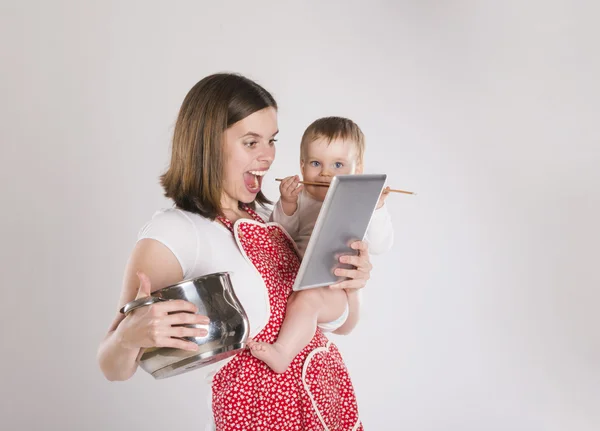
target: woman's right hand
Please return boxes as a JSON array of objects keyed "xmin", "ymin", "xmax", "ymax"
[{"xmin": 115, "ymin": 272, "xmax": 209, "ymax": 352}]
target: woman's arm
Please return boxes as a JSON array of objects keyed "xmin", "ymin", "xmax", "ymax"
[{"xmin": 97, "ymin": 239, "xmax": 205, "ymax": 381}]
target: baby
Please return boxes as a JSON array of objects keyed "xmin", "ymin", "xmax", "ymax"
[{"xmin": 248, "ymin": 116, "xmax": 394, "ymax": 373}]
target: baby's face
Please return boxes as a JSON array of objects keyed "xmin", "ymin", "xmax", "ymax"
[{"xmin": 301, "ymin": 137, "xmax": 362, "ymax": 201}]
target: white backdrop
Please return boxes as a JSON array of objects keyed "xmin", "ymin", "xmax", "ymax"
[{"xmin": 1, "ymin": 1, "xmax": 599, "ymax": 430}]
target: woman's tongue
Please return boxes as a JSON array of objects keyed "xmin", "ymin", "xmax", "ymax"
[{"xmin": 243, "ymin": 172, "xmax": 261, "ymax": 192}]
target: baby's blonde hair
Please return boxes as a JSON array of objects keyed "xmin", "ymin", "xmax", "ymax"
[{"xmin": 300, "ymin": 117, "xmax": 365, "ymax": 165}]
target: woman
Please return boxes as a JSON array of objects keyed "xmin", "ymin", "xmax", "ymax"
[{"xmin": 98, "ymin": 73, "xmax": 372, "ymax": 430}]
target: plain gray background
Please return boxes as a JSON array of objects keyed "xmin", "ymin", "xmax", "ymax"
[{"xmin": 1, "ymin": 1, "xmax": 599, "ymax": 430}]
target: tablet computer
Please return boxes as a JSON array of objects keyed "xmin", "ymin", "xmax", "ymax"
[{"xmin": 292, "ymin": 174, "xmax": 387, "ymax": 291}]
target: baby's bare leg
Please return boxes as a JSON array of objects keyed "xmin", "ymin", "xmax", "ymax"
[{"xmin": 248, "ymin": 287, "xmax": 347, "ymax": 373}]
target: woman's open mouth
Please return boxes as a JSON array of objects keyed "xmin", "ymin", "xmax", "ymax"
[{"xmin": 243, "ymin": 170, "xmax": 268, "ymax": 194}]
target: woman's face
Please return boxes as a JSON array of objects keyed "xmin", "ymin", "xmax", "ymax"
[{"xmin": 222, "ymin": 107, "xmax": 278, "ymax": 207}]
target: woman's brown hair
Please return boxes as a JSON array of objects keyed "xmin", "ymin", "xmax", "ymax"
[{"xmin": 161, "ymin": 73, "xmax": 277, "ymax": 219}]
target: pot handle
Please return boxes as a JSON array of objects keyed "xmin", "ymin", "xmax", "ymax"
[{"xmin": 120, "ymin": 296, "xmax": 166, "ymax": 315}]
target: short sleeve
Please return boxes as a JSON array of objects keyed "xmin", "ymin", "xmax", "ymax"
[{"xmin": 137, "ymin": 208, "xmax": 199, "ymax": 279}]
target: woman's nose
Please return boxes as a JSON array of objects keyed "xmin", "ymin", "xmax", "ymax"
[{"xmin": 258, "ymin": 143, "xmax": 275, "ymax": 163}]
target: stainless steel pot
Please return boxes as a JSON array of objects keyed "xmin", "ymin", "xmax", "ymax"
[{"xmin": 120, "ymin": 271, "xmax": 249, "ymax": 379}]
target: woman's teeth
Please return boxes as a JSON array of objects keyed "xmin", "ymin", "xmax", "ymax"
[{"xmin": 248, "ymin": 170, "xmax": 267, "ymax": 176}]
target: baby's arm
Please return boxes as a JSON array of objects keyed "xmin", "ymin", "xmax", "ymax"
[{"xmin": 270, "ymin": 175, "xmax": 303, "ymax": 238}]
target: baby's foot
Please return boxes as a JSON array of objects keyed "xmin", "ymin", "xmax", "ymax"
[{"xmin": 247, "ymin": 340, "xmax": 293, "ymax": 374}]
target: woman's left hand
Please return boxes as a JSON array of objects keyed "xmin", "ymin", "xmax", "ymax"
[{"xmin": 330, "ymin": 240, "xmax": 372, "ymax": 290}]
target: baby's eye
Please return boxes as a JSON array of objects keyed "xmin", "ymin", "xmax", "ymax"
[
  {"xmin": 334, "ymin": 162, "xmax": 343, "ymax": 168},
  {"xmin": 310, "ymin": 161, "xmax": 320, "ymax": 167}
]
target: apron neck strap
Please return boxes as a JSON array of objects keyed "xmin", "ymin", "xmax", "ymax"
[{"xmin": 217, "ymin": 204, "xmax": 264, "ymax": 233}]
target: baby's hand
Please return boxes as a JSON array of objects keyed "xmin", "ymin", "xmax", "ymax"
[
  {"xmin": 280, "ymin": 175, "xmax": 303, "ymax": 204},
  {"xmin": 376, "ymin": 187, "xmax": 390, "ymax": 209}
]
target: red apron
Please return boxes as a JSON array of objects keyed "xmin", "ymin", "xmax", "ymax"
[{"xmin": 212, "ymin": 206, "xmax": 363, "ymax": 431}]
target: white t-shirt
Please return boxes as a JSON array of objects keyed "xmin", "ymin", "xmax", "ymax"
[{"xmin": 270, "ymin": 190, "xmax": 394, "ymax": 256}]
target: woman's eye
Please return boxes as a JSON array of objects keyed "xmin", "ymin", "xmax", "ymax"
[
  {"xmin": 310, "ymin": 161, "xmax": 320, "ymax": 167},
  {"xmin": 269, "ymin": 138, "xmax": 278, "ymax": 146},
  {"xmin": 244, "ymin": 141, "xmax": 258, "ymax": 148},
  {"xmin": 334, "ymin": 162, "xmax": 343, "ymax": 168}
]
